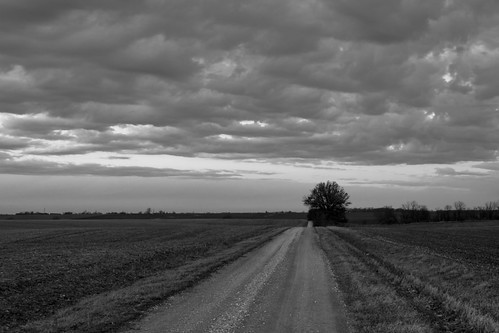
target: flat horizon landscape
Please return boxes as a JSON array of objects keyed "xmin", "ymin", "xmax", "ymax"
[
  {"xmin": 1, "ymin": 217, "xmax": 498, "ymax": 332},
  {"xmin": 2, "ymin": 1, "xmax": 499, "ymax": 332}
]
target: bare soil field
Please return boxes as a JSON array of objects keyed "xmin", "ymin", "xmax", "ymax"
[
  {"xmin": 318, "ymin": 221, "xmax": 499, "ymax": 333},
  {"xmin": 0, "ymin": 218, "xmax": 302, "ymax": 332}
]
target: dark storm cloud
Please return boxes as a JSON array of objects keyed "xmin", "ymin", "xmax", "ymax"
[
  {"xmin": 1, "ymin": 0, "xmax": 499, "ymax": 173},
  {"xmin": 323, "ymin": 0, "xmax": 445, "ymax": 44},
  {"xmin": 0, "ymin": 157, "xmax": 244, "ymax": 179},
  {"xmin": 0, "ymin": 137, "xmax": 29, "ymax": 150},
  {"xmin": 435, "ymin": 167, "xmax": 489, "ymax": 177},
  {"xmin": 108, "ymin": 156, "xmax": 130, "ymax": 160},
  {"xmin": 348, "ymin": 179, "xmax": 433, "ymax": 188},
  {"xmin": 473, "ymin": 162, "xmax": 499, "ymax": 171},
  {"xmin": 2, "ymin": 113, "xmax": 95, "ymax": 137}
]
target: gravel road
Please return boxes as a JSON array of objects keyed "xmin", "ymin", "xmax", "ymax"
[{"xmin": 123, "ymin": 225, "xmax": 349, "ymax": 333}]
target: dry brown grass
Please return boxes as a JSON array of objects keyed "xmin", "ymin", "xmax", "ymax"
[{"xmin": 318, "ymin": 221, "xmax": 499, "ymax": 333}]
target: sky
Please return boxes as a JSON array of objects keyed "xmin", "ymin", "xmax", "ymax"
[{"xmin": 1, "ymin": 0, "xmax": 499, "ymax": 213}]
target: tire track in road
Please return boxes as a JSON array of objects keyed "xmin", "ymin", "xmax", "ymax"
[
  {"xmin": 207, "ymin": 228, "xmax": 299, "ymax": 333},
  {"xmin": 239, "ymin": 226, "xmax": 349, "ymax": 333},
  {"xmin": 123, "ymin": 225, "xmax": 349, "ymax": 333}
]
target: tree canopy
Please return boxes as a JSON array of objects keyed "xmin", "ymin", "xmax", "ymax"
[{"xmin": 303, "ymin": 181, "xmax": 351, "ymax": 225}]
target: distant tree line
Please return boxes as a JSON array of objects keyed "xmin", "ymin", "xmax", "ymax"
[
  {"xmin": 432, "ymin": 200, "xmax": 499, "ymax": 222},
  {"xmin": 303, "ymin": 180, "xmax": 499, "ymax": 226},
  {"xmin": 352, "ymin": 200, "xmax": 499, "ymax": 224},
  {"xmin": 5, "ymin": 210, "xmax": 307, "ymax": 220}
]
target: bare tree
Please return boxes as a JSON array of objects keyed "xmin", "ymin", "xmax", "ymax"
[
  {"xmin": 401, "ymin": 200, "xmax": 428, "ymax": 222},
  {"xmin": 484, "ymin": 201, "xmax": 498, "ymax": 220},
  {"xmin": 454, "ymin": 201, "xmax": 466, "ymax": 220},
  {"xmin": 418, "ymin": 205, "xmax": 430, "ymax": 222},
  {"xmin": 443, "ymin": 204, "xmax": 453, "ymax": 221},
  {"xmin": 401, "ymin": 201, "xmax": 413, "ymax": 222}
]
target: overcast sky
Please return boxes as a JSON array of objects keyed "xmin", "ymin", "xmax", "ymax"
[{"xmin": 1, "ymin": 0, "xmax": 499, "ymax": 213}]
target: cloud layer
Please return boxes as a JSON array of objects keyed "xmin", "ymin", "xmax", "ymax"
[{"xmin": 1, "ymin": 0, "xmax": 499, "ymax": 176}]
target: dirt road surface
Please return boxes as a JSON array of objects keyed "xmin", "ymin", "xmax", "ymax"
[{"xmin": 123, "ymin": 225, "xmax": 349, "ymax": 333}]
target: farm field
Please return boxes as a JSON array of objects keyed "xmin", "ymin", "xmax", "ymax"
[
  {"xmin": 0, "ymin": 218, "xmax": 302, "ymax": 332},
  {"xmin": 318, "ymin": 221, "xmax": 499, "ymax": 333}
]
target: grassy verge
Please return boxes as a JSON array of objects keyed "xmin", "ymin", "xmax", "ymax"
[
  {"xmin": 318, "ymin": 227, "xmax": 433, "ymax": 333},
  {"xmin": 1, "ymin": 219, "xmax": 301, "ymax": 332},
  {"xmin": 317, "ymin": 224, "xmax": 499, "ymax": 333}
]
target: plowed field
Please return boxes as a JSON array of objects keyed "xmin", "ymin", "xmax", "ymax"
[{"xmin": 0, "ymin": 218, "xmax": 301, "ymax": 332}]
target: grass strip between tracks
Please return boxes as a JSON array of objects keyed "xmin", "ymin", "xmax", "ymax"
[
  {"xmin": 14, "ymin": 226, "xmax": 290, "ymax": 333},
  {"xmin": 317, "ymin": 226, "xmax": 499, "ymax": 333}
]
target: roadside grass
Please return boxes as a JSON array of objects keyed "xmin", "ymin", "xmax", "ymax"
[
  {"xmin": 318, "ymin": 222, "xmax": 499, "ymax": 333},
  {"xmin": 318, "ymin": 228, "xmax": 433, "ymax": 333},
  {"xmin": 0, "ymin": 218, "xmax": 302, "ymax": 332},
  {"xmin": 350, "ymin": 221, "xmax": 499, "ymax": 322}
]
